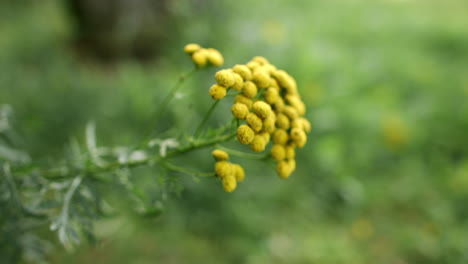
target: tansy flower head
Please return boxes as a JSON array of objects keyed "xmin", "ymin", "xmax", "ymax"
[
  {"xmin": 276, "ymin": 113, "xmax": 290, "ymax": 130},
  {"xmin": 222, "ymin": 174, "xmax": 237, "ymax": 192},
  {"xmin": 233, "ymin": 64, "xmax": 252, "ymax": 80},
  {"xmin": 252, "ymin": 71, "xmax": 271, "ymax": 89},
  {"xmin": 202, "ymin": 53, "xmax": 310, "ymax": 184},
  {"xmin": 192, "ymin": 50, "xmax": 208, "ymax": 67},
  {"xmin": 231, "ymin": 73, "xmax": 244, "ymax": 91},
  {"xmin": 276, "ymin": 160, "xmax": 293, "ymax": 179},
  {"xmin": 246, "ymin": 113, "xmax": 263, "ymax": 132},
  {"xmin": 215, "ymin": 69, "xmax": 235, "ymax": 87},
  {"xmin": 273, "ymin": 129, "xmax": 289, "ymax": 145},
  {"xmin": 237, "ymin": 125, "xmax": 255, "ymax": 144},
  {"xmin": 252, "ymin": 101, "xmax": 272, "ymax": 119},
  {"xmin": 233, "ymin": 164, "xmax": 245, "ymax": 182},
  {"xmin": 242, "ymin": 81, "xmax": 258, "ymax": 98},
  {"xmin": 206, "ymin": 48, "xmax": 224, "ymax": 66},
  {"xmin": 249, "ymin": 134, "xmax": 267, "ymax": 152},
  {"xmin": 212, "ymin": 149, "xmax": 229, "ymax": 161},
  {"xmin": 231, "ymin": 103, "xmax": 249, "ymax": 119},
  {"xmin": 209, "ymin": 84, "xmax": 227, "ymax": 100},
  {"xmin": 234, "ymin": 94, "xmax": 253, "ymax": 109},
  {"xmin": 184, "ymin": 43, "xmax": 201, "ymax": 54},
  {"xmin": 215, "ymin": 161, "xmax": 233, "ymax": 178},
  {"xmin": 270, "ymin": 144, "xmax": 286, "ymax": 161}
]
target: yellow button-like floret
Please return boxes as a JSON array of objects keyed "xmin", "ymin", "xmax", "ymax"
[
  {"xmin": 237, "ymin": 125, "xmax": 255, "ymax": 144},
  {"xmin": 263, "ymin": 113, "xmax": 276, "ymax": 134},
  {"xmin": 264, "ymin": 87, "xmax": 279, "ymax": 104},
  {"xmin": 276, "ymin": 160, "xmax": 292, "ymax": 179},
  {"xmin": 246, "ymin": 113, "xmax": 263, "ymax": 132},
  {"xmin": 206, "ymin": 48, "xmax": 224, "ymax": 67},
  {"xmin": 273, "ymin": 129, "xmax": 289, "ymax": 145},
  {"xmin": 231, "ymin": 73, "xmax": 244, "ymax": 91},
  {"xmin": 276, "ymin": 113, "xmax": 290, "ymax": 130},
  {"xmin": 242, "ymin": 81, "xmax": 258, "ymax": 98},
  {"xmin": 270, "ymin": 144, "xmax": 286, "ymax": 161},
  {"xmin": 233, "ymin": 164, "xmax": 245, "ymax": 182},
  {"xmin": 234, "ymin": 94, "xmax": 253, "ymax": 109},
  {"xmin": 215, "ymin": 161, "xmax": 233, "ymax": 178},
  {"xmin": 192, "ymin": 49, "xmax": 208, "ymax": 67},
  {"xmin": 252, "ymin": 101, "xmax": 272, "ymax": 119},
  {"xmin": 231, "ymin": 103, "xmax": 249, "ymax": 119},
  {"xmin": 215, "ymin": 69, "xmax": 235, "ymax": 87},
  {"xmin": 252, "ymin": 56, "xmax": 269, "ymax": 65},
  {"xmin": 252, "ymin": 71, "xmax": 271, "ymax": 89},
  {"xmin": 285, "ymin": 145, "xmax": 296, "ymax": 159},
  {"xmin": 233, "ymin": 64, "xmax": 252, "ymax": 81},
  {"xmin": 209, "ymin": 84, "xmax": 227, "ymax": 100},
  {"xmin": 290, "ymin": 127, "xmax": 307, "ymax": 148},
  {"xmin": 222, "ymin": 174, "xmax": 237, "ymax": 192},
  {"xmin": 184, "ymin": 43, "xmax": 201, "ymax": 54},
  {"xmin": 283, "ymin": 106, "xmax": 299, "ymax": 120},
  {"xmin": 249, "ymin": 134, "xmax": 267, "ymax": 152},
  {"xmin": 212, "ymin": 149, "xmax": 229, "ymax": 161}
]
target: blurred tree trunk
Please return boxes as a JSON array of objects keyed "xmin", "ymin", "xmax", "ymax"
[{"xmin": 66, "ymin": 0, "xmax": 171, "ymax": 62}]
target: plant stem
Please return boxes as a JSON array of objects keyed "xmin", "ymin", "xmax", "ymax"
[
  {"xmin": 12, "ymin": 131, "xmax": 236, "ymax": 181},
  {"xmin": 162, "ymin": 161, "xmax": 215, "ymax": 178},
  {"xmin": 193, "ymin": 100, "xmax": 220, "ymax": 138},
  {"xmin": 140, "ymin": 67, "xmax": 198, "ymax": 146}
]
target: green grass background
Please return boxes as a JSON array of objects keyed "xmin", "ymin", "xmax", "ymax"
[{"xmin": 1, "ymin": 0, "xmax": 468, "ymax": 263}]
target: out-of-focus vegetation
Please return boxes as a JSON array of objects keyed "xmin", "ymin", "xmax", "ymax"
[{"xmin": 1, "ymin": 0, "xmax": 468, "ymax": 263}]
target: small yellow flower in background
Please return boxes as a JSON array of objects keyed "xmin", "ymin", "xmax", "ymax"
[
  {"xmin": 184, "ymin": 43, "xmax": 224, "ymax": 68},
  {"xmin": 192, "ymin": 50, "xmax": 208, "ymax": 67},
  {"xmin": 234, "ymin": 94, "xmax": 253, "ymax": 110},
  {"xmin": 206, "ymin": 48, "xmax": 224, "ymax": 66},
  {"xmin": 351, "ymin": 219, "xmax": 374, "ymax": 240},
  {"xmin": 381, "ymin": 115, "xmax": 408, "ymax": 150},
  {"xmin": 184, "ymin": 43, "xmax": 201, "ymax": 54}
]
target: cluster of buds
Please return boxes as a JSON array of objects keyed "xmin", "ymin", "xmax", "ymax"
[
  {"xmin": 184, "ymin": 43, "xmax": 224, "ymax": 67},
  {"xmin": 209, "ymin": 56, "xmax": 310, "ymax": 182},
  {"xmin": 212, "ymin": 149, "xmax": 245, "ymax": 192}
]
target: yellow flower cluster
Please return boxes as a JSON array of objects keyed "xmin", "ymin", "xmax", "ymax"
[
  {"xmin": 211, "ymin": 56, "xmax": 310, "ymax": 179},
  {"xmin": 184, "ymin": 43, "xmax": 224, "ymax": 67},
  {"xmin": 212, "ymin": 149, "xmax": 245, "ymax": 192}
]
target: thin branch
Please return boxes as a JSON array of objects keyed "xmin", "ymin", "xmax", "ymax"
[{"xmin": 193, "ymin": 100, "xmax": 220, "ymax": 138}]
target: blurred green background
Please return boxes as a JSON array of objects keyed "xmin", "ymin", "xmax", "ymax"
[{"xmin": 1, "ymin": 0, "xmax": 468, "ymax": 263}]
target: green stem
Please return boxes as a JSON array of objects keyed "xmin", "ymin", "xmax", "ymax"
[
  {"xmin": 193, "ymin": 100, "xmax": 220, "ymax": 138},
  {"xmin": 12, "ymin": 132, "xmax": 237, "ymax": 180},
  {"xmin": 162, "ymin": 161, "xmax": 215, "ymax": 178},
  {"xmin": 140, "ymin": 67, "xmax": 198, "ymax": 146}
]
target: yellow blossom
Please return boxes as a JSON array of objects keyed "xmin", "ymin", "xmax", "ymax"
[{"xmin": 237, "ymin": 125, "xmax": 255, "ymax": 144}]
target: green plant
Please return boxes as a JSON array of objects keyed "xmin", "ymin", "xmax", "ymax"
[{"xmin": 0, "ymin": 44, "xmax": 309, "ymax": 262}]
